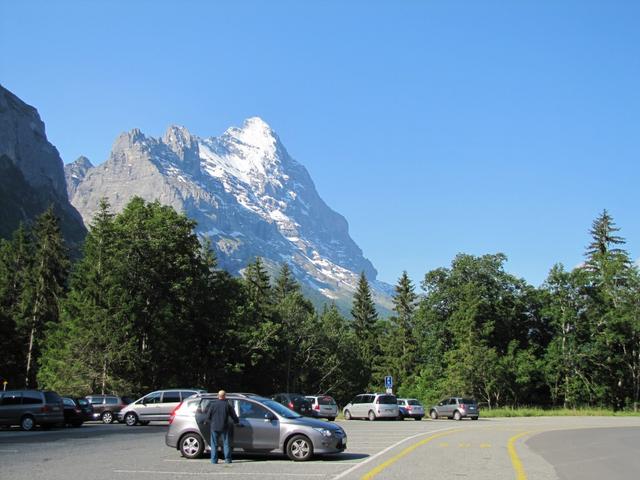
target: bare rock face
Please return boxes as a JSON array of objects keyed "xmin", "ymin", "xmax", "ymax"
[
  {"xmin": 0, "ymin": 85, "xmax": 85, "ymax": 246},
  {"xmin": 66, "ymin": 117, "xmax": 392, "ymax": 309}
]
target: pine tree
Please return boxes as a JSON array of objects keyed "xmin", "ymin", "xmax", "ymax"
[
  {"xmin": 274, "ymin": 263, "xmax": 299, "ymax": 302},
  {"xmin": 351, "ymin": 272, "xmax": 378, "ymax": 377},
  {"xmin": 19, "ymin": 207, "xmax": 70, "ymax": 387},
  {"xmin": 388, "ymin": 271, "xmax": 417, "ymax": 389}
]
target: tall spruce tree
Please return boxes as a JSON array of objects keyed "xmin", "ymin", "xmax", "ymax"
[
  {"xmin": 19, "ymin": 207, "xmax": 70, "ymax": 387},
  {"xmin": 274, "ymin": 263, "xmax": 299, "ymax": 303},
  {"xmin": 351, "ymin": 272, "xmax": 378, "ymax": 379},
  {"xmin": 387, "ymin": 271, "xmax": 417, "ymax": 389}
]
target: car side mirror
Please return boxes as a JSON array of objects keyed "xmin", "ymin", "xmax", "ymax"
[
  {"xmin": 264, "ymin": 412, "xmax": 275, "ymax": 422},
  {"xmin": 141, "ymin": 399, "xmax": 147, "ymax": 405}
]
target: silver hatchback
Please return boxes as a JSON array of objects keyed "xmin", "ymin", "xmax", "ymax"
[{"xmin": 165, "ymin": 393, "xmax": 347, "ymax": 461}]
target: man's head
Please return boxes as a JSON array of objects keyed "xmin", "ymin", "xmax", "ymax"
[{"xmin": 218, "ymin": 390, "xmax": 226, "ymax": 400}]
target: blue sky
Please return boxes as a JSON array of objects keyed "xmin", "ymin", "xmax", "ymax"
[{"xmin": 2, "ymin": 0, "xmax": 639, "ymax": 287}]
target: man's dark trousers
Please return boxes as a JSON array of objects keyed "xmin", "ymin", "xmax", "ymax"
[{"xmin": 210, "ymin": 430, "xmax": 231, "ymax": 464}]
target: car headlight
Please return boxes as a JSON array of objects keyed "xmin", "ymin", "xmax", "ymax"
[{"xmin": 313, "ymin": 428, "xmax": 333, "ymax": 437}]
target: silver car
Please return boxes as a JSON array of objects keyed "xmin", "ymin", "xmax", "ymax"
[
  {"xmin": 397, "ymin": 398, "xmax": 425, "ymax": 420},
  {"xmin": 118, "ymin": 389, "xmax": 205, "ymax": 426},
  {"xmin": 429, "ymin": 397, "xmax": 479, "ymax": 420},
  {"xmin": 165, "ymin": 393, "xmax": 347, "ymax": 461},
  {"xmin": 342, "ymin": 393, "xmax": 399, "ymax": 421},
  {"xmin": 305, "ymin": 395, "xmax": 338, "ymax": 421}
]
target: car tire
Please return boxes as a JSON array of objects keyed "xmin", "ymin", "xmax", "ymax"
[
  {"xmin": 344, "ymin": 410, "xmax": 352, "ymax": 420},
  {"xmin": 101, "ymin": 411, "xmax": 114, "ymax": 424},
  {"xmin": 368, "ymin": 410, "xmax": 376, "ymax": 421},
  {"xmin": 471, "ymin": 416, "xmax": 479, "ymax": 421},
  {"xmin": 124, "ymin": 412, "xmax": 138, "ymax": 426},
  {"xmin": 286, "ymin": 434, "xmax": 313, "ymax": 461},
  {"xmin": 180, "ymin": 432, "xmax": 204, "ymax": 459},
  {"xmin": 20, "ymin": 415, "xmax": 35, "ymax": 431},
  {"xmin": 328, "ymin": 417, "xmax": 335, "ymax": 422},
  {"xmin": 430, "ymin": 410, "xmax": 438, "ymax": 420},
  {"xmin": 453, "ymin": 410, "xmax": 462, "ymax": 421}
]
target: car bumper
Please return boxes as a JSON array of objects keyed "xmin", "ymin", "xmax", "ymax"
[{"xmin": 313, "ymin": 434, "xmax": 347, "ymax": 454}]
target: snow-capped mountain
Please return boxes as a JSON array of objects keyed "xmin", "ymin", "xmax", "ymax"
[{"xmin": 66, "ymin": 117, "xmax": 392, "ymax": 310}]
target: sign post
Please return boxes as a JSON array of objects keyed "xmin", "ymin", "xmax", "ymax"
[{"xmin": 384, "ymin": 375, "xmax": 393, "ymax": 394}]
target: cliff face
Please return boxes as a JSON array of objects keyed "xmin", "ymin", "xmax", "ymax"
[{"xmin": 0, "ymin": 85, "xmax": 85, "ymax": 246}]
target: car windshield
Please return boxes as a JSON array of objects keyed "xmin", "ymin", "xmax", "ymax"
[
  {"xmin": 377, "ymin": 395, "xmax": 397, "ymax": 404},
  {"xmin": 262, "ymin": 400, "xmax": 302, "ymax": 418}
]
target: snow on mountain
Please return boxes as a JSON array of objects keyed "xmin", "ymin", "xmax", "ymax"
[{"xmin": 65, "ymin": 117, "xmax": 392, "ymax": 311}]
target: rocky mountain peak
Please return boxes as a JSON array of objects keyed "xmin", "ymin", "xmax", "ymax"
[{"xmin": 162, "ymin": 125, "xmax": 200, "ymax": 176}]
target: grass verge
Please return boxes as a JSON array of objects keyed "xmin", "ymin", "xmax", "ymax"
[{"xmin": 480, "ymin": 407, "xmax": 640, "ymax": 417}]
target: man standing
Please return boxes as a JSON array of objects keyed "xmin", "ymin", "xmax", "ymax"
[{"xmin": 205, "ymin": 390, "xmax": 240, "ymax": 464}]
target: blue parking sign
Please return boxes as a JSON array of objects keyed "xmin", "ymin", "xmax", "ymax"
[{"xmin": 385, "ymin": 375, "xmax": 393, "ymax": 389}]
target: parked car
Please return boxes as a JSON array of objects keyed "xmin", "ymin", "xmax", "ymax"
[
  {"xmin": 397, "ymin": 398, "xmax": 425, "ymax": 421},
  {"xmin": 118, "ymin": 389, "xmax": 205, "ymax": 426},
  {"xmin": 342, "ymin": 393, "xmax": 399, "ymax": 421},
  {"xmin": 85, "ymin": 394, "xmax": 131, "ymax": 424},
  {"xmin": 429, "ymin": 397, "xmax": 479, "ymax": 420},
  {"xmin": 305, "ymin": 395, "xmax": 338, "ymax": 421},
  {"xmin": 166, "ymin": 393, "xmax": 347, "ymax": 461},
  {"xmin": 62, "ymin": 397, "xmax": 84, "ymax": 427},
  {"xmin": 271, "ymin": 393, "xmax": 313, "ymax": 417},
  {"xmin": 0, "ymin": 390, "xmax": 64, "ymax": 431},
  {"xmin": 74, "ymin": 398, "xmax": 95, "ymax": 422}
]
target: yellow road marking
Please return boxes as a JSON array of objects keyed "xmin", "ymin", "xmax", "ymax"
[
  {"xmin": 438, "ymin": 442, "xmax": 449, "ymax": 448},
  {"xmin": 480, "ymin": 443, "xmax": 492, "ymax": 448},
  {"xmin": 507, "ymin": 431, "xmax": 531, "ymax": 480},
  {"xmin": 360, "ymin": 429, "xmax": 460, "ymax": 480}
]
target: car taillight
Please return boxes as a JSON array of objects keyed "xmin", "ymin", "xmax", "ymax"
[
  {"xmin": 288, "ymin": 402, "xmax": 294, "ymax": 409},
  {"xmin": 314, "ymin": 404, "xmax": 320, "ymax": 410},
  {"xmin": 168, "ymin": 402, "xmax": 182, "ymax": 424},
  {"xmin": 40, "ymin": 406, "xmax": 50, "ymax": 413},
  {"xmin": 75, "ymin": 408, "xmax": 81, "ymax": 414},
  {"xmin": 406, "ymin": 405, "xmax": 413, "ymax": 411},
  {"xmin": 459, "ymin": 404, "xmax": 466, "ymax": 410}
]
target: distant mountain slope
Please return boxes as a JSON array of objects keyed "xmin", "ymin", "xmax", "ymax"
[
  {"xmin": 0, "ymin": 85, "xmax": 85, "ymax": 246},
  {"xmin": 66, "ymin": 118, "xmax": 392, "ymax": 310}
]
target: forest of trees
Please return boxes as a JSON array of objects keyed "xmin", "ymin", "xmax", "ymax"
[{"xmin": 1, "ymin": 197, "xmax": 639, "ymax": 411}]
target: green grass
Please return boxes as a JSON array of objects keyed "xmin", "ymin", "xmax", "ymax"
[{"xmin": 480, "ymin": 407, "xmax": 640, "ymax": 417}]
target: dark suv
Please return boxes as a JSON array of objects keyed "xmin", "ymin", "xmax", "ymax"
[
  {"xmin": 85, "ymin": 394, "xmax": 131, "ymax": 424},
  {"xmin": 0, "ymin": 390, "xmax": 64, "ymax": 431},
  {"xmin": 271, "ymin": 393, "xmax": 313, "ymax": 417}
]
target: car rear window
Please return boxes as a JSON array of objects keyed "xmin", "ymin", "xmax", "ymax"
[
  {"xmin": 44, "ymin": 392, "xmax": 62, "ymax": 403},
  {"xmin": 88, "ymin": 397, "xmax": 103, "ymax": 405},
  {"xmin": 1, "ymin": 393, "xmax": 21, "ymax": 405},
  {"xmin": 376, "ymin": 395, "xmax": 397, "ymax": 404},
  {"xmin": 408, "ymin": 400, "xmax": 421, "ymax": 406},
  {"xmin": 105, "ymin": 396, "xmax": 119, "ymax": 405},
  {"xmin": 318, "ymin": 396, "xmax": 336, "ymax": 405},
  {"xmin": 461, "ymin": 398, "xmax": 476, "ymax": 404},
  {"xmin": 63, "ymin": 398, "xmax": 76, "ymax": 407}
]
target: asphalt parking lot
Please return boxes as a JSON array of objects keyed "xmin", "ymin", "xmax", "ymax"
[{"xmin": 2, "ymin": 417, "xmax": 640, "ymax": 480}]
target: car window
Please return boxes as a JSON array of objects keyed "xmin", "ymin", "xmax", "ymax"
[
  {"xmin": 377, "ymin": 395, "xmax": 397, "ymax": 404},
  {"xmin": 1, "ymin": 393, "xmax": 21, "ymax": 405},
  {"xmin": 105, "ymin": 397, "xmax": 119, "ymax": 405},
  {"xmin": 462, "ymin": 398, "xmax": 476, "ymax": 404},
  {"xmin": 88, "ymin": 397, "xmax": 103, "ymax": 405},
  {"xmin": 63, "ymin": 398, "xmax": 76, "ymax": 407},
  {"xmin": 144, "ymin": 392, "xmax": 162, "ymax": 404},
  {"xmin": 438, "ymin": 398, "xmax": 448, "ymax": 406},
  {"xmin": 22, "ymin": 392, "xmax": 43, "ymax": 405},
  {"xmin": 162, "ymin": 392, "xmax": 181, "ymax": 403},
  {"xmin": 449, "ymin": 398, "xmax": 458, "ymax": 405},
  {"xmin": 77, "ymin": 399, "xmax": 89, "ymax": 406},
  {"xmin": 408, "ymin": 400, "xmax": 421, "ymax": 406},
  {"xmin": 319, "ymin": 396, "xmax": 336, "ymax": 405},
  {"xmin": 44, "ymin": 392, "xmax": 62, "ymax": 403},
  {"xmin": 238, "ymin": 400, "xmax": 269, "ymax": 419},
  {"xmin": 180, "ymin": 391, "xmax": 197, "ymax": 401}
]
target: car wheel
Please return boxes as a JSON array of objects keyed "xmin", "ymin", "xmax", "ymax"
[
  {"xmin": 101, "ymin": 411, "xmax": 114, "ymax": 424},
  {"xmin": 471, "ymin": 416, "xmax": 479, "ymax": 421},
  {"xmin": 344, "ymin": 410, "xmax": 352, "ymax": 420},
  {"xmin": 20, "ymin": 415, "xmax": 35, "ymax": 431},
  {"xmin": 328, "ymin": 417, "xmax": 335, "ymax": 422},
  {"xmin": 453, "ymin": 410, "xmax": 462, "ymax": 421},
  {"xmin": 430, "ymin": 410, "xmax": 438, "ymax": 420},
  {"xmin": 368, "ymin": 410, "xmax": 376, "ymax": 421},
  {"xmin": 124, "ymin": 412, "xmax": 138, "ymax": 426},
  {"xmin": 286, "ymin": 434, "xmax": 313, "ymax": 461},
  {"xmin": 180, "ymin": 433, "xmax": 204, "ymax": 459}
]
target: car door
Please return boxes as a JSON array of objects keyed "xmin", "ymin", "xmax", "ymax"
[
  {"xmin": 234, "ymin": 400, "xmax": 279, "ymax": 451},
  {"xmin": 436, "ymin": 398, "xmax": 449, "ymax": 417},
  {"xmin": 159, "ymin": 391, "xmax": 181, "ymax": 420},
  {"xmin": 195, "ymin": 398, "xmax": 212, "ymax": 444},
  {"xmin": 350, "ymin": 395, "xmax": 364, "ymax": 418},
  {"xmin": 138, "ymin": 391, "xmax": 163, "ymax": 420},
  {"xmin": 0, "ymin": 392, "xmax": 22, "ymax": 426}
]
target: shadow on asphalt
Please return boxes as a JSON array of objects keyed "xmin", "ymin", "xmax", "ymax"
[{"xmin": 0, "ymin": 423, "xmax": 167, "ymax": 444}]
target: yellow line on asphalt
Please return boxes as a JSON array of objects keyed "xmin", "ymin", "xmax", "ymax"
[
  {"xmin": 360, "ymin": 429, "xmax": 460, "ymax": 480},
  {"xmin": 507, "ymin": 431, "xmax": 531, "ymax": 480}
]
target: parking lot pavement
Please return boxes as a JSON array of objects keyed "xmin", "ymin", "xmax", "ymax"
[{"xmin": 2, "ymin": 417, "xmax": 640, "ymax": 480}]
